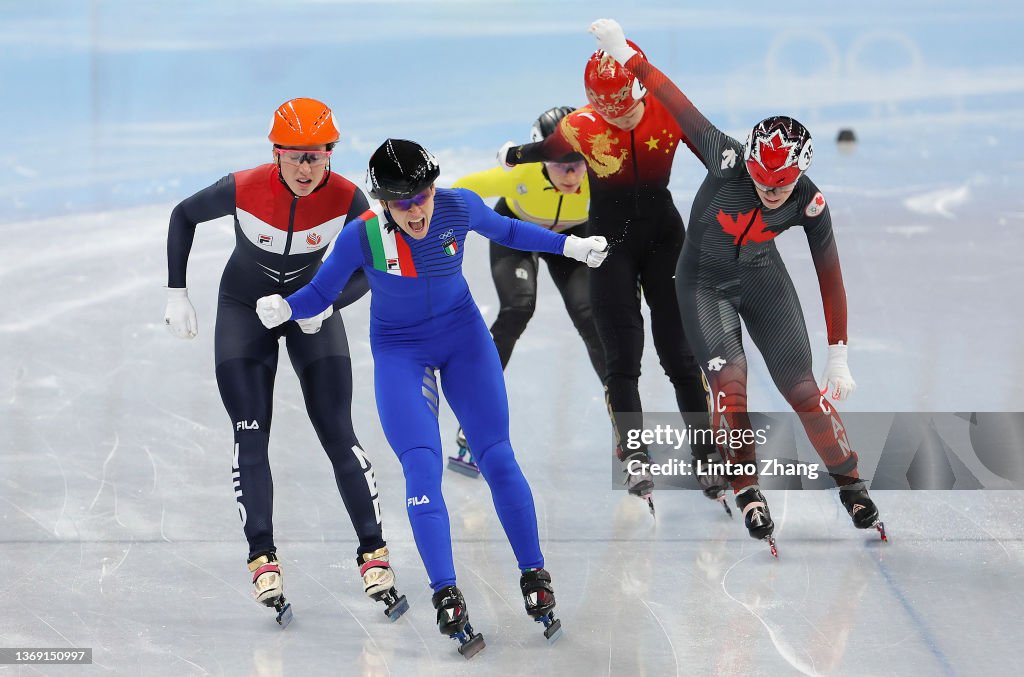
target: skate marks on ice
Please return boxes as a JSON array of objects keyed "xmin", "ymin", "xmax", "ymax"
[{"xmin": 711, "ymin": 491, "xmax": 1024, "ymax": 676}]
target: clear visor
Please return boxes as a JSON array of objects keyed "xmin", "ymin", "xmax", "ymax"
[
  {"xmin": 274, "ymin": 148, "xmax": 332, "ymax": 167},
  {"xmin": 543, "ymin": 159, "xmax": 587, "ymax": 176},
  {"xmin": 751, "ymin": 178, "xmax": 797, "ymax": 193}
]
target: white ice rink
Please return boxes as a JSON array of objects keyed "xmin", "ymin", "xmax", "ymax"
[{"xmin": 3, "ymin": 2, "xmax": 1024, "ymax": 675}]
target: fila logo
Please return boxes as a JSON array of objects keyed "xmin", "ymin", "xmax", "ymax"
[
  {"xmin": 236, "ymin": 420, "xmax": 260, "ymax": 431},
  {"xmin": 258, "ymin": 234, "xmax": 273, "ymax": 246},
  {"xmin": 407, "ymin": 495, "xmax": 431, "ymax": 507},
  {"xmin": 707, "ymin": 356, "xmax": 727, "ymax": 371},
  {"xmin": 306, "ymin": 232, "xmax": 322, "ymax": 246}
]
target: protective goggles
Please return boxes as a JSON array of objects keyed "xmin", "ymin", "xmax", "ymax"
[
  {"xmin": 751, "ymin": 177, "xmax": 796, "ymax": 194},
  {"xmin": 388, "ymin": 190, "xmax": 431, "ymax": 211},
  {"xmin": 544, "ymin": 159, "xmax": 587, "ymax": 176},
  {"xmin": 274, "ymin": 148, "xmax": 333, "ymax": 167}
]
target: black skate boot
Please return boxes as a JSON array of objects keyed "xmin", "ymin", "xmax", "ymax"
[
  {"xmin": 618, "ymin": 447, "xmax": 655, "ymax": 517},
  {"xmin": 357, "ymin": 546, "xmax": 410, "ymax": 621},
  {"xmin": 431, "ymin": 585, "xmax": 485, "ymax": 659},
  {"xmin": 447, "ymin": 427, "xmax": 481, "ymax": 477},
  {"xmin": 839, "ymin": 483, "xmax": 887, "ymax": 542},
  {"xmin": 520, "ymin": 568, "xmax": 562, "ymax": 642},
  {"xmin": 247, "ymin": 551, "xmax": 293, "ymax": 627},
  {"xmin": 735, "ymin": 486, "xmax": 777, "ymax": 557},
  {"xmin": 693, "ymin": 450, "xmax": 733, "ymax": 517}
]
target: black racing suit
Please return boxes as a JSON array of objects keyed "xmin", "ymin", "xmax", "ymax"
[
  {"xmin": 167, "ymin": 163, "xmax": 386, "ymax": 558},
  {"xmin": 506, "ymin": 98, "xmax": 718, "ymax": 464},
  {"xmin": 625, "ymin": 57, "xmax": 862, "ymax": 490},
  {"xmin": 489, "ymin": 199, "xmax": 604, "ymax": 376}
]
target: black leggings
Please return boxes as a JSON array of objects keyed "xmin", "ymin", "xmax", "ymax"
[
  {"xmin": 214, "ymin": 294, "xmax": 385, "ymax": 559},
  {"xmin": 488, "ymin": 200, "xmax": 604, "ymax": 380},
  {"xmin": 589, "ymin": 202, "xmax": 714, "ymax": 459},
  {"xmin": 675, "ymin": 243, "xmax": 860, "ymax": 489}
]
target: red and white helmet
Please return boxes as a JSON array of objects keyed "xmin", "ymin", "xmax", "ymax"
[
  {"xmin": 584, "ymin": 40, "xmax": 647, "ymax": 119},
  {"xmin": 743, "ymin": 116, "xmax": 813, "ymax": 187}
]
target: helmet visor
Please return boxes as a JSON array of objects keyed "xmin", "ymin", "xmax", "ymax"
[
  {"xmin": 275, "ymin": 148, "xmax": 332, "ymax": 167},
  {"xmin": 543, "ymin": 159, "xmax": 587, "ymax": 177},
  {"xmin": 388, "ymin": 189, "xmax": 432, "ymax": 212}
]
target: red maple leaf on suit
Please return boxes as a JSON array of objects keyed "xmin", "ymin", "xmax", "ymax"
[{"xmin": 716, "ymin": 209, "xmax": 778, "ymax": 245}]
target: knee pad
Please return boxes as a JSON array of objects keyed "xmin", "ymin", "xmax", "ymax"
[{"xmin": 492, "ymin": 304, "xmax": 536, "ymax": 340}]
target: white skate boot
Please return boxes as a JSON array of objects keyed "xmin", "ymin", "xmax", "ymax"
[
  {"xmin": 358, "ymin": 546, "xmax": 409, "ymax": 621},
  {"xmin": 247, "ymin": 552, "xmax": 292, "ymax": 627}
]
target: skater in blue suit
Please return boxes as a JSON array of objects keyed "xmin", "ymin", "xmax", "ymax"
[{"xmin": 256, "ymin": 139, "xmax": 607, "ymax": 657}]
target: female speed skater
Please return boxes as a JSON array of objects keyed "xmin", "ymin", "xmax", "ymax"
[
  {"xmin": 163, "ymin": 98, "xmax": 407, "ymax": 625},
  {"xmin": 446, "ymin": 105, "xmax": 605, "ymax": 476},
  {"xmin": 590, "ymin": 19, "xmax": 886, "ymax": 556},
  {"xmin": 254, "ymin": 138, "xmax": 609, "ymax": 657}
]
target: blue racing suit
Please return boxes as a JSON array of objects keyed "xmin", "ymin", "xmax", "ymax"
[{"xmin": 286, "ymin": 187, "xmax": 567, "ymax": 590}]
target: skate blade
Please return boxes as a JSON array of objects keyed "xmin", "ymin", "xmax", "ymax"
[
  {"xmin": 875, "ymin": 521, "xmax": 888, "ymax": 542},
  {"xmin": 275, "ymin": 601, "xmax": 293, "ymax": 628},
  {"xmin": 447, "ymin": 457, "xmax": 481, "ymax": 478},
  {"xmin": 456, "ymin": 633, "xmax": 486, "ymax": 659},
  {"xmin": 717, "ymin": 496, "xmax": 733, "ymax": 518},
  {"xmin": 765, "ymin": 535, "xmax": 778, "ymax": 558},
  {"xmin": 384, "ymin": 594, "xmax": 409, "ymax": 621},
  {"xmin": 543, "ymin": 617, "xmax": 563, "ymax": 643}
]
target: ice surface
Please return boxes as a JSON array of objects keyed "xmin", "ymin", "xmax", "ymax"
[{"xmin": 2, "ymin": 2, "xmax": 1023, "ymax": 675}]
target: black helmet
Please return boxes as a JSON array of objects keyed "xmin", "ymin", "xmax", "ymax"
[
  {"xmin": 530, "ymin": 106, "xmax": 575, "ymax": 143},
  {"xmin": 366, "ymin": 139, "xmax": 441, "ymax": 200}
]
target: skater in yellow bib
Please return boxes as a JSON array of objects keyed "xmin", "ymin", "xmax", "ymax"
[{"xmin": 447, "ymin": 107, "xmax": 605, "ymax": 475}]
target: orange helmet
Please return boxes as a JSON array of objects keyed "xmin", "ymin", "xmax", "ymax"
[{"xmin": 268, "ymin": 98, "xmax": 339, "ymax": 147}]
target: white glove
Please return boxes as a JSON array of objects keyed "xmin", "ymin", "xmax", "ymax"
[
  {"xmin": 164, "ymin": 287, "xmax": 198, "ymax": 339},
  {"xmin": 295, "ymin": 304, "xmax": 333, "ymax": 334},
  {"xmin": 819, "ymin": 343, "xmax": 857, "ymax": 401},
  {"xmin": 563, "ymin": 235, "xmax": 609, "ymax": 268},
  {"xmin": 497, "ymin": 141, "xmax": 516, "ymax": 171},
  {"xmin": 589, "ymin": 19, "xmax": 636, "ymax": 65},
  {"xmin": 256, "ymin": 294, "xmax": 292, "ymax": 329}
]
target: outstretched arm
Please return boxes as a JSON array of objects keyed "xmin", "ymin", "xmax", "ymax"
[
  {"xmin": 331, "ymin": 188, "xmax": 370, "ymax": 309},
  {"xmin": 589, "ymin": 19, "xmax": 745, "ymax": 178},
  {"xmin": 259, "ymin": 215, "xmax": 366, "ymax": 328},
  {"xmin": 458, "ymin": 189, "xmax": 608, "ymax": 267},
  {"xmin": 459, "ymin": 188, "xmax": 566, "ymax": 253},
  {"xmin": 502, "ymin": 124, "xmax": 579, "ymax": 167}
]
